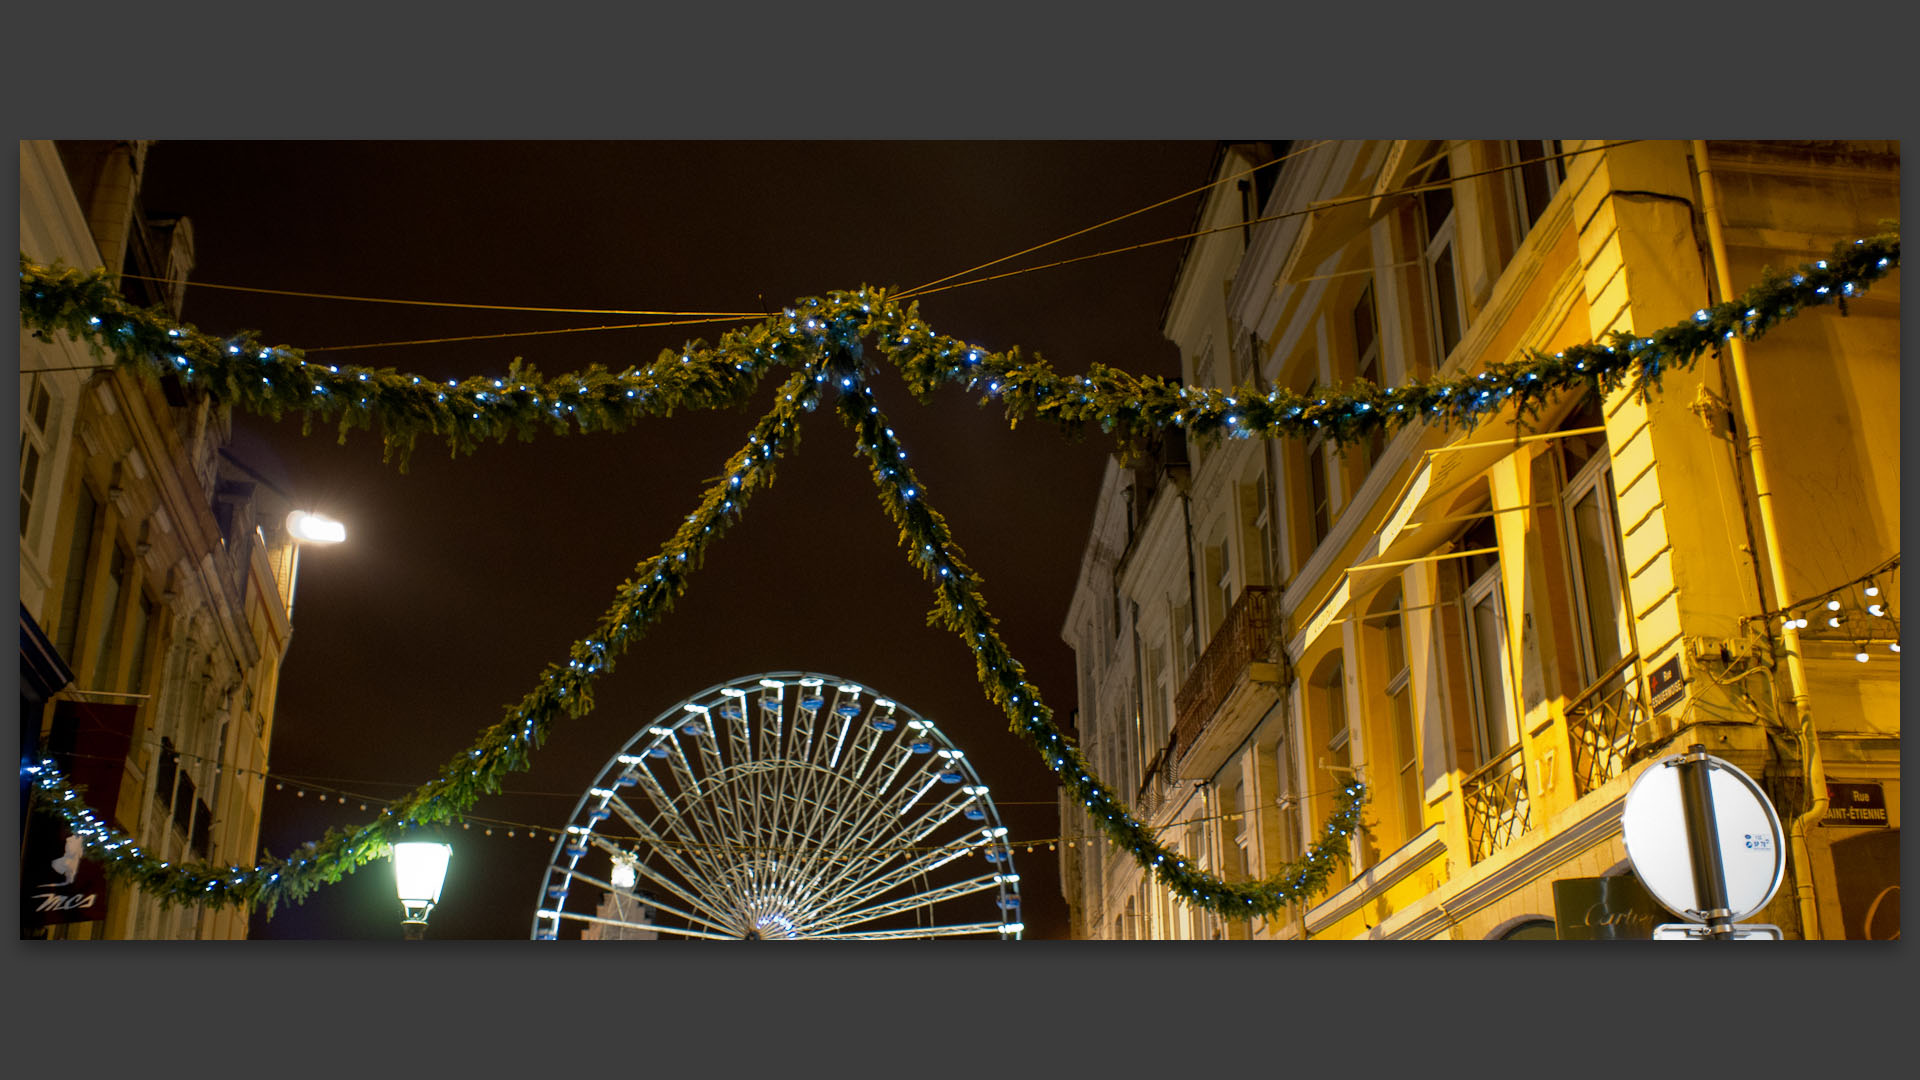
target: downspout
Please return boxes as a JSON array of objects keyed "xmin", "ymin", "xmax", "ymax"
[{"xmin": 1690, "ymin": 140, "xmax": 1826, "ymax": 939}]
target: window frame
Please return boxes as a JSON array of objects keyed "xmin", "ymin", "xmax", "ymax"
[
  {"xmin": 1461, "ymin": 558, "xmax": 1519, "ymax": 764},
  {"xmin": 21, "ymin": 379, "xmax": 55, "ymax": 539},
  {"xmin": 1560, "ymin": 447, "xmax": 1634, "ymax": 690},
  {"xmin": 1417, "ymin": 155, "xmax": 1466, "ymax": 365},
  {"xmin": 1506, "ymin": 139, "xmax": 1567, "ymax": 239},
  {"xmin": 1352, "ymin": 280, "xmax": 1386, "ymax": 473},
  {"xmin": 1374, "ymin": 586, "xmax": 1423, "ymax": 844}
]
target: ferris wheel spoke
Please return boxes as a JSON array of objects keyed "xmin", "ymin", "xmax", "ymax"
[
  {"xmin": 807, "ymin": 873, "xmax": 1003, "ymax": 934},
  {"xmin": 558, "ymin": 860, "xmax": 742, "ymax": 936},
  {"xmin": 546, "ymin": 906, "xmax": 744, "ymax": 941},
  {"xmin": 620, "ymin": 766, "xmax": 750, "ymax": 899},
  {"xmin": 606, "ymin": 792, "xmax": 737, "ymax": 907},
  {"xmin": 901, "ymin": 787, "xmax": 980, "ymax": 844},
  {"xmin": 808, "ymin": 829, "xmax": 992, "ymax": 918},
  {"xmin": 768, "ymin": 778, "xmax": 890, "ymax": 912},
  {"xmin": 806, "ymin": 922, "xmax": 1009, "ymax": 940}
]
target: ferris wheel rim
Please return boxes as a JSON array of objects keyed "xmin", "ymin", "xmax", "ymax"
[{"xmin": 530, "ymin": 670, "xmax": 1024, "ymax": 941}]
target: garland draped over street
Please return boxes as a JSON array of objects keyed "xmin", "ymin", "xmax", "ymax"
[{"xmin": 16, "ymin": 228, "xmax": 1899, "ymax": 920}]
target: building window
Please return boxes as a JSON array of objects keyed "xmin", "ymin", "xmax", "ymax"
[
  {"xmin": 1496, "ymin": 917, "xmax": 1559, "ymax": 940},
  {"xmin": 89, "ymin": 545, "xmax": 128, "ymax": 690},
  {"xmin": 1143, "ymin": 642, "xmax": 1169, "ymax": 759},
  {"xmin": 1508, "ymin": 140, "xmax": 1566, "ymax": 235},
  {"xmin": 1306, "ymin": 434, "xmax": 1332, "ymax": 549},
  {"xmin": 1353, "ymin": 282, "xmax": 1386, "ymax": 473},
  {"xmin": 1172, "ymin": 599, "xmax": 1197, "ymax": 680},
  {"xmin": 1419, "ymin": 154, "xmax": 1465, "ymax": 363},
  {"xmin": 1323, "ymin": 656, "xmax": 1350, "ymax": 776},
  {"xmin": 1206, "ymin": 540, "xmax": 1234, "ymax": 639},
  {"xmin": 20, "ymin": 378, "xmax": 53, "ymax": 538},
  {"xmin": 126, "ymin": 593, "xmax": 156, "ymax": 694},
  {"xmin": 1458, "ymin": 515, "xmax": 1518, "ymax": 764},
  {"xmin": 1243, "ymin": 478, "xmax": 1273, "ymax": 588},
  {"xmin": 1276, "ymin": 725, "xmax": 1303, "ymax": 866},
  {"xmin": 1557, "ymin": 397, "xmax": 1632, "ymax": 689},
  {"xmin": 54, "ymin": 486, "xmax": 101, "ymax": 661},
  {"xmin": 1315, "ymin": 653, "xmax": 1369, "ymax": 874},
  {"xmin": 1372, "ymin": 583, "xmax": 1423, "ymax": 845}
]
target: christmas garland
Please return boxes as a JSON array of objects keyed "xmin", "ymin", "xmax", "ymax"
[{"xmin": 15, "ymin": 227, "xmax": 1898, "ymax": 921}]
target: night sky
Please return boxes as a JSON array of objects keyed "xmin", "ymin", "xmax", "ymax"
[{"xmin": 134, "ymin": 141, "xmax": 1219, "ymax": 940}]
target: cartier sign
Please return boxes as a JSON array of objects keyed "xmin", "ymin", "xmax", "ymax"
[{"xmin": 1551, "ymin": 873, "xmax": 1673, "ymax": 940}]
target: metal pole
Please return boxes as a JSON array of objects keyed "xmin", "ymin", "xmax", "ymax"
[
  {"xmin": 1690, "ymin": 141, "xmax": 1826, "ymax": 938},
  {"xmin": 1674, "ymin": 745, "xmax": 1733, "ymax": 939}
]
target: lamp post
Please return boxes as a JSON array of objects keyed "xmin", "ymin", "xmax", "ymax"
[
  {"xmin": 392, "ymin": 838, "xmax": 452, "ymax": 940},
  {"xmin": 282, "ymin": 509, "xmax": 346, "ymax": 617}
]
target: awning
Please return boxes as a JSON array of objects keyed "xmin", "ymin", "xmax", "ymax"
[
  {"xmin": 1368, "ymin": 140, "xmax": 1438, "ymax": 217},
  {"xmin": 1288, "ymin": 423, "xmax": 1604, "ymax": 657},
  {"xmin": 1277, "ymin": 193, "xmax": 1379, "ymax": 286}
]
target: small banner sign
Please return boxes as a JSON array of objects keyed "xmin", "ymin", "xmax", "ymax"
[
  {"xmin": 23, "ymin": 701, "xmax": 138, "ymax": 931},
  {"xmin": 1822, "ymin": 781, "xmax": 1889, "ymax": 828}
]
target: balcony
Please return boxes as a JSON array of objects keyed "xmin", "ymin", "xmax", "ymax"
[
  {"xmin": 1135, "ymin": 737, "xmax": 1179, "ymax": 820},
  {"xmin": 1173, "ymin": 586, "xmax": 1278, "ymax": 780},
  {"xmin": 1462, "ymin": 743, "xmax": 1531, "ymax": 864},
  {"xmin": 1565, "ymin": 654, "xmax": 1650, "ymax": 799}
]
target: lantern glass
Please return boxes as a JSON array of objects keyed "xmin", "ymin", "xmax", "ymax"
[
  {"xmin": 393, "ymin": 841, "xmax": 452, "ymax": 921},
  {"xmin": 287, "ymin": 510, "xmax": 347, "ymax": 544}
]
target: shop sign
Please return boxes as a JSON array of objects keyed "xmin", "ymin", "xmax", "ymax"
[
  {"xmin": 1821, "ymin": 781, "xmax": 1888, "ymax": 828},
  {"xmin": 22, "ymin": 701, "xmax": 137, "ymax": 931},
  {"xmin": 1552, "ymin": 873, "xmax": 1671, "ymax": 940}
]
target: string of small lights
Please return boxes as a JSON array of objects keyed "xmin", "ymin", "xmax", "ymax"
[
  {"xmin": 1746, "ymin": 553, "xmax": 1900, "ymax": 662},
  {"xmin": 15, "ymin": 227, "xmax": 1897, "ymax": 919}
]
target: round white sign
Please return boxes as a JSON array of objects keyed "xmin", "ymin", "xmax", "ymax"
[{"xmin": 1620, "ymin": 753, "xmax": 1786, "ymax": 924}]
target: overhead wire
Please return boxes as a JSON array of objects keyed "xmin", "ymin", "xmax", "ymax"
[
  {"xmin": 95, "ymin": 140, "xmax": 1640, "ymax": 357},
  {"xmin": 300, "ymin": 314, "xmax": 750, "ymax": 353},
  {"xmin": 897, "ymin": 138, "xmax": 1335, "ymax": 300},
  {"xmin": 896, "ymin": 140, "xmax": 1645, "ymax": 302},
  {"xmin": 118, "ymin": 272, "xmax": 769, "ymax": 319}
]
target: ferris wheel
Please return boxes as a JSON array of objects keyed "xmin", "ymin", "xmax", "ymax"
[{"xmin": 530, "ymin": 672, "xmax": 1024, "ymax": 940}]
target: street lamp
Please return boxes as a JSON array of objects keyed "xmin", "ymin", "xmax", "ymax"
[
  {"xmin": 281, "ymin": 509, "xmax": 346, "ymax": 618},
  {"xmin": 286, "ymin": 510, "xmax": 347, "ymax": 544},
  {"xmin": 392, "ymin": 838, "xmax": 452, "ymax": 940}
]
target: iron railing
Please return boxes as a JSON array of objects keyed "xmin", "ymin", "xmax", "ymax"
[
  {"xmin": 1462, "ymin": 743, "xmax": 1531, "ymax": 864},
  {"xmin": 1565, "ymin": 654, "xmax": 1649, "ymax": 798},
  {"xmin": 1173, "ymin": 586, "xmax": 1273, "ymax": 767},
  {"xmin": 1135, "ymin": 741, "xmax": 1171, "ymax": 818}
]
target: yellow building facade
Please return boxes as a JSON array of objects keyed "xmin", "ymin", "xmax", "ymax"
[
  {"xmin": 1061, "ymin": 140, "xmax": 1898, "ymax": 940},
  {"xmin": 20, "ymin": 140, "xmax": 307, "ymax": 939}
]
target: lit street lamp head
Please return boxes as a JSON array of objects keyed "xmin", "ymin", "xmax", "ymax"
[
  {"xmin": 392, "ymin": 840, "xmax": 452, "ymax": 940},
  {"xmin": 286, "ymin": 509, "xmax": 347, "ymax": 544}
]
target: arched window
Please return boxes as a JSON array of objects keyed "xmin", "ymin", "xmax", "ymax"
[{"xmin": 1495, "ymin": 917, "xmax": 1558, "ymax": 940}]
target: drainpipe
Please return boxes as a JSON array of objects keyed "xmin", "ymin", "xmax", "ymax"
[{"xmin": 1690, "ymin": 140, "xmax": 1826, "ymax": 939}]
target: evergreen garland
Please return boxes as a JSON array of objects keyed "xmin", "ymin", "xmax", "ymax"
[{"xmin": 15, "ymin": 227, "xmax": 1898, "ymax": 922}]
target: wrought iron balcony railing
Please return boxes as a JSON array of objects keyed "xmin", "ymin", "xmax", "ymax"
[
  {"xmin": 1172, "ymin": 586, "xmax": 1273, "ymax": 768},
  {"xmin": 1565, "ymin": 654, "xmax": 1649, "ymax": 799},
  {"xmin": 1136, "ymin": 745, "xmax": 1168, "ymax": 819},
  {"xmin": 1462, "ymin": 743, "xmax": 1531, "ymax": 864}
]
